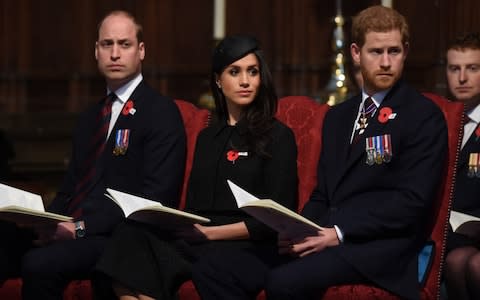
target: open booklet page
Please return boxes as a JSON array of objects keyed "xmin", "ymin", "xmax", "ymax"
[
  {"xmin": 0, "ymin": 183, "xmax": 72, "ymax": 225},
  {"xmin": 450, "ymin": 210, "xmax": 480, "ymax": 234},
  {"xmin": 227, "ymin": 180, "xmax": 323, "ymax": 238},
  {"xmin": 106, "ymin": 188, "xmax": 210, "ymax": 227},
  {"xmin": 0, "ymin": 183, "xmax": 45, "ymax": 211}
]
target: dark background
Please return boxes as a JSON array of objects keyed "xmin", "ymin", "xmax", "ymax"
[{"xmin": 0, "ymin": 0, "xmax": 477, "ymax": 199}]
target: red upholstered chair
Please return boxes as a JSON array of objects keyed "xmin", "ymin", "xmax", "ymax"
[
  {"xmin": 0, "ymin": 99, "xmax": 211, "ymax": 300},
  {"xmin": 322, "ymin": 93, "xmax": 463, "ymax": 300},
  {"xmin": 174, "ymin": 99, "xmax": 211, "ymax": 210},
  {"xmin": 275, "ymin": 96, "xmax": 330, "ymax": 211}
]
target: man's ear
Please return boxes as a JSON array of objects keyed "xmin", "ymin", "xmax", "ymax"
[
  {"xmin": 403, "ymin": 42, "xmax": 409, "ymax": 58},
  {"xmin": 139, "ymin": 42, "xmax": 145, "ymax": 60},
  {"xmin": 350, "ymin": 43, "xmax": 361, "ymax": 65}
]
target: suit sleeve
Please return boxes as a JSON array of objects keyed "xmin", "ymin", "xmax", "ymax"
[
  {"xmin": 48, "ymin": 112, "xmax": 89, "ymax": 215},
  {"xmin": 139, "ymin": 99, "xmax": 186, "ymax": 208}
]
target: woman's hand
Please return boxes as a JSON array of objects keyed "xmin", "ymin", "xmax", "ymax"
[
  {"xmin": 174, "ymin": 224, "xmax": 209, "ymax": 242},
  {"xmin": 174, "ymin": 222, "xmax": 250, "ymax": 242}
]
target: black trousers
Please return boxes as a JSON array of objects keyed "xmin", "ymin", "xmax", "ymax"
[
  {"xmin": 0, "ymin": 221, "xmax": 107, "ymax": 300},
  {"xmin": 193, "ymin": 246, "xmax": 368, "ymax": 300}
]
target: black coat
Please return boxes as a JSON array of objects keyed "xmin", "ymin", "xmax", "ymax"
[
  {"xmin": 303, "ymin": 81, "xmax": 448, "ymax": 300},
  {"xmin": 48, "ymin": 80, "xmax": 186, "ymax": 236},
  {"xmin": 186, "ymin": 118, "xmax": 298, "ymax": 241}
]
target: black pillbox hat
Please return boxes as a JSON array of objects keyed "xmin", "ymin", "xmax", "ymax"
[{"xmin": 212, "ymin": 35, "xmax": 259, "ymax": 73}]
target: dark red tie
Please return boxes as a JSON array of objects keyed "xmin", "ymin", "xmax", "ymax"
[
  {"xmin": 352, "ymin": 97, "xmax": 376, "ymax": 144},
  {"xmin": 463, "ymin": 117, "xmax": 480, "ymax": 148},
  {"xmin": 68, "ymin": 93, "xmax": 115, "ymax": 218}
]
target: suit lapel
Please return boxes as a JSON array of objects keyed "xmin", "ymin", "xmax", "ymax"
[{"xmin": 330, "ymin": 96, "xmax": 362, "ymax": 193}]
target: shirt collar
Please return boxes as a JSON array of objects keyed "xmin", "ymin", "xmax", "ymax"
[
  {"xmin": 106, "ymin": 73, "xmax": 143, "ymax": 104},
  {"xmin": 361, "ymin": 88, "xmax": 390, "ymax": 107},
  {"xmin": 466, "ymin": 103, "xmax": 480, "ymax": 124}
]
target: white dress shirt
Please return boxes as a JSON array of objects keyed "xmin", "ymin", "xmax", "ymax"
[
  {"xmin": 462, "ymin": 104, "xmax": 480, "ymax": 149},
  {"xmin": 106, "ymin": 73, "xmax": 143, "ymax": 139}
]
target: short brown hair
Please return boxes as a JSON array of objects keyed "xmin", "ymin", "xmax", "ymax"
[
  {"xmin": 97, "ymin": 10, "xmax": 144, "ymax": 43},
  {"xmin": 448, "ymin": 32, "xmax": 480, "ymax": 51},
  {"xmin": 352, "ymin": 5, "xmax": 409, "ymax": 48}
]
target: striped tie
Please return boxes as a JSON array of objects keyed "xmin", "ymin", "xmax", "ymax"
[
  {"xmin": 462, "ymin": 117, "xmax": 480, "ymax": 149},
  {"xmin": 67, "ymin": 93, "xmax": 115, "ymax": 218}
]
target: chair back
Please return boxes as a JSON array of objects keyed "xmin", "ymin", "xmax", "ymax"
[
  {"xmin": 420, "ymin": 92, "xmax": 463, "ymax": 299},
  {"xmin": 174, "ymin": 100, "xmax": 210, "ymax": 210},
  {"xmin": 275, "ymin": 96, "xmax": 330, "ymax": 211}
]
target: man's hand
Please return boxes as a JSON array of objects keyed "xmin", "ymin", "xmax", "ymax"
[
  {"xmin": 278, "ymin": 227, "xmax": 340, "ymax": 257},
  {"xmin": 456, "ymin": 222, "xmax": 480, "ymax": 241},
  {"xmin": 33, "ymin": 222, "xmax": 76, "ymax": 246},
  {"xmin": 174, "ymin": 224, "xmax": 209, "ymax": 242}
]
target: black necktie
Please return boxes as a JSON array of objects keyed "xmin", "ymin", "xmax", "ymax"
[
  {"xmin": 68, "ymin": 93, "xmax": 115, "ymax": 218},
  {"xmin": 352, "ymin": 97, "xmax": 376, "ymax": 144}
]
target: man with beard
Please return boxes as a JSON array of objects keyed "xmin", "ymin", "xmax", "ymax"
[{"xmin": 192, "ymin": 5, "xmax": 448, "ymax": 300}]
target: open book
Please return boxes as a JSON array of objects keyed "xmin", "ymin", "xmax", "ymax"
[
  {"xmin": 0, "ymin": 183, "xmax": 72, "ymax": 226},
  {"xmin": 106, "ymin": 188, "xmax": 210, "ymax": 227},
  {"xmin": 450, "ymin": 210, "xmax": 480, "ymax": 235},
  {"xmin": 227, "ymin": 180, "xmax": 323, "ymax": 238}
]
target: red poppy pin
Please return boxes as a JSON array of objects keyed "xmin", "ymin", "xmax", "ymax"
[
  {"xmin": 475, "ymin": 124, "xmax": 480, "ymax": 138},
  {"xmin": 378, "ymin": 107, "xmax": 395, "ymax": 124},
  {"xmin": 122, "ymin": 100, "xmax": 136, "ymax": 116},
  {"xmin": 227, "ymin": 150, "xmax": 239, "ymax": 163},
  {"xmin": 226, "ymin": 150, "xmax": 248, "ymax": 163}
]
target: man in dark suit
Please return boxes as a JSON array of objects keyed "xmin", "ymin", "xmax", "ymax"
[
  {"xmin": 0, "ymin": 10, "xmax": 186, "ymax": 300},
  {"xmin": 443, "ymin": 32, "xmax": 480, "ymax": 300},
  {"xmin": 192, "ymin": 6, "xmax": 447, "ymax": 300}
]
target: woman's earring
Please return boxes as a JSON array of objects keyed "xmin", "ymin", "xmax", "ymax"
[{"xmin": 216, "ymin": 81, "xmax": 222, "ymax": 89}]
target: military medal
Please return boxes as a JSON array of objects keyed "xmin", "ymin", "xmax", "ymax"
[
  {"xmin": 374, "ymin": 135, "xmax": 383, "ymax": 164},
  {"xmin": 357, "ymin": 98, "xmax": 378, "ymax": 136},
  {"xmin": 382, "ymin": 134, "xmax": 392, "ymax": 162},
  {"xmin": 365, "ymin": 137, "xmax": 375, "ymax": 165},
  {"xmin": 365, "ymin": 134, "xmax": 392, "ymax": 165},
  {"xmin": 113, "ymin": 129, "xmax": 130, "ymax": 155},
  {"xmin": 358, "ymin": 110, "xmax": 370, "ymax": 135},
  {"xmin": 468, "ymin": 152, "xmax": 480, "ymax": 178}
]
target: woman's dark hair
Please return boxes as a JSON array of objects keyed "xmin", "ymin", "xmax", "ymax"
[{"xmin": 211, "ymin": 36, "xmax": 278, "ymax": 157}]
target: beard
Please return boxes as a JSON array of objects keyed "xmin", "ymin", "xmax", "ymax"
[{"xmin": 362, "ymin": 71, "xmax": 401, "ymax": 94}]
